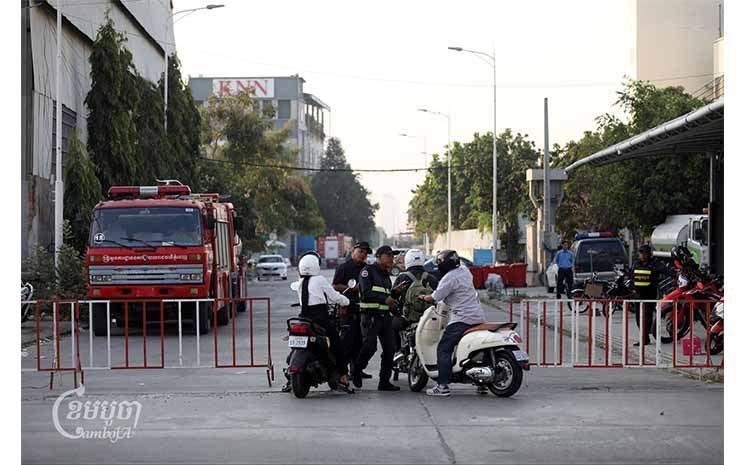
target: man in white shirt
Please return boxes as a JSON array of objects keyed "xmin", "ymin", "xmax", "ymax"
[{"xmin": 419, "ymin": 250, "xmax": 485, "ymax": 396}]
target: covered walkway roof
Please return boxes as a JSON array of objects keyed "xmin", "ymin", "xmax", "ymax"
[{"xmin": 565, "ymin": 98, "xmax": 723, "ymax": 171}]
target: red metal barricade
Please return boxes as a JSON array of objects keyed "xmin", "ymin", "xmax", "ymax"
[{"xmin": 31, "ymin": 300, "xmax": 83, "ymax": 389}]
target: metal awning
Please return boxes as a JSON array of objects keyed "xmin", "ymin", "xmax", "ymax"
[
  {"xmin": 565, "ymin": 98, "xmax": 723, "ymax": 171},
  {"xmin": 303, "ymin": 93, "xmax": 330, "ymax": 110}
]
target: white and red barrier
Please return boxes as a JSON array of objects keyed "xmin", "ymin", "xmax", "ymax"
[
  {"xmin": 501, "ymin": 299, "xmax": 723, "ymax": 369},
  {"xmin": 22, "ymin": 297, "xmax": 274, "ymax": 388}
]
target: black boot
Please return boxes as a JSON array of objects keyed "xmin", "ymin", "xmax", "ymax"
[
  {"xmin": 377, "ymin": 381, "xmax": 400, "ymax": 391},
  {"xmin": 352, "ymin": 369, "xmax": 363, "ymax": 388}
]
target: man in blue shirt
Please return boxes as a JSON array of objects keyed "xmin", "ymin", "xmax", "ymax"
[{"xmin": 554, "ymin": 240, "xmax": 574, "ymax": 299}]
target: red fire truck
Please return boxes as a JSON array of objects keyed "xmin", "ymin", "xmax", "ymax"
[{"xmin": 86, "ymin": 182, "xmax": 247, "ymax": 336}]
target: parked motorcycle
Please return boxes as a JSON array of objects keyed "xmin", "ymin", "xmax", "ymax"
[
  {"xmin": 285, "ymin": 279, "xmax": 356, "ymax": 398},
  {"xmin": 21, "ymin": 282, "xmax": 34, "ymax": 323},
  {"xmin": 408, "ymin": 302, "xmax": 529, "ymax": 397},
  {"xmin": 570, "ymin": 272, "xmax": 611, "ymax": 315},
  {"xmin": 658, "ymin": 269, "xmax": 722, "ymax": 343},
  {"xmin": 392, "ymin": 319, "xmax": 417, "ymax": 382},
  {"xmin": 709, "ymin": 298, "xmax": 723, "ymax": 355}
]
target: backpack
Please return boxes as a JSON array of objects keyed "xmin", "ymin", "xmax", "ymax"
[{"xmin": 403, "ymin": 271, "xmax": 433, "ymax": 323}]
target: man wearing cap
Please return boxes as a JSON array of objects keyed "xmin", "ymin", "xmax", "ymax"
[
  {"xmin": 352, "ymin": 245, "xmax": 400, "ymax": 391},
  {"xmin": 333, "ymin": 241, "xmax": 373, "ymax": 379}
]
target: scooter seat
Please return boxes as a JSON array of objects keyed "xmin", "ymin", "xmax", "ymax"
[{"xmin": 464, "ymin": 322, "xmax": 517, "ymax": 335}]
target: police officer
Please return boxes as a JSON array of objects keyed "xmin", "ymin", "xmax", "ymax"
[
  {"xmin": 631, "ymin": 244, "xmax": 665, "ymax": 346},
  {"xmin": 332, "ymin": 241, "xmax": 373, "ymax": 380},
  {"xmin": 352, "ymin": 245, "xmax": 400, "ymax": 391}
]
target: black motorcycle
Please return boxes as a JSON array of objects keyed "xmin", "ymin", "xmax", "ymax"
[
  {"xmin": 285, "ymin": 279, "xmax": 356, "ymax": 398},
  {"xmin": 392, "ymin": 319, "xmax": 418, "ymax": 382}
]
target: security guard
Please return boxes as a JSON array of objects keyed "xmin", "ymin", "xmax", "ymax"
[
  {"xmin": 631, "ymin": 244, "xmax": 665, "ymax": 346},
  {"xmin": 332, "ymin": 241, "xmax": 373, "ymax": 380},
  {"xmin": 352, "ymin": 245, "xmax": 400, "ymax": 391}
]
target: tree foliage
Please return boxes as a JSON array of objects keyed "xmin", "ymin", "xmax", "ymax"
[
  {"xmin": 161, "ymin": 54, "xmax": 201, "ymax": 186},
  {"xmin": 85, "ymin": 14, "xmax": 140, "ymax": 190},
  {"xmin": 63, "ymin": 132, "xmax": 102, "ymax": 252},
  {"xmin": 197, "ymin": 92, "xmax": 325, "ymax": 250},
  {"xmin": 22, "ymin": 222, "xmax": 87, "ymax": 300},
  {"xmin": 409, "ymin": 130, "xmax": 538, "ymax": 262},
  {"xmin": 555, "ymin": 80, "xmax": 710, "ymax": 240},
  {"xmin": 86, "ymin": 17, "xmax": 200, "ymax": 193},
  {"xmin": 310, "ymin": 138, "xmax": 378, "ymax": 240}
]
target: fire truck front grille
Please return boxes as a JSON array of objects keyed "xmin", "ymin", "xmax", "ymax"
[{"xmin": 89, "ymin": 265, "xmax": 204, "ymax": 285}]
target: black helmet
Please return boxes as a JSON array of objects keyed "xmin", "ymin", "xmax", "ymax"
[
  {"xmin": 671, "ymin": 246, "xmax": 692, "ymax": 261},
  {"xmin": 436, "ymin": 250, "xmax": 460, "ymax": 276},
  {"xmin": 638, "ymin": 244, "xmax": 652, "ymax": 255}
]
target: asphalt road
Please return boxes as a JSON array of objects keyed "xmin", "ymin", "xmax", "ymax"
[{"xmin": 21, "ymin": 269, "xmax": 723, "ymax": 464}]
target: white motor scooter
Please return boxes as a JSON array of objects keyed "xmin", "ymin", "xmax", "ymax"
[{"xmin": 408, "ymin": 302, "xmax": 529, "ymax": 397}]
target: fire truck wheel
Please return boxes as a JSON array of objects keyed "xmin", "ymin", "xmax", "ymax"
[
  {"xmin": 92, "ymin": 303, "xmax": 109, "ymax": 337},
  {"xmin": 196, "ymin": 303, "xmax": 212, "ymax": 334},
  {"xmin": 217, "ymin": 306, "xmax": 230, "ymax": 326}
]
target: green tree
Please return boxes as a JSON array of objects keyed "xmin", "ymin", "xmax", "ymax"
[
  {"xmin": 555, "ymin": 80, "xmax": 710, "ymax": 242},
  {"xmin": 198, "ymin": 92, "xmax": 325, "ymax": 250},
  {"xmin": 132, "ymin": 75, "xmax": 169, "ymax": 184},
  {"xmin": 63, "ymin": 132, "xmax": 102, "ymax": 252},
  {"xmin": 161, "ymin": 54, "xmax": 201, "ymax": 185},
  {"xmin": 409, "ymin": 130, "xmax": 538, "ymax": 262},
  {"xmin": 310, "ymin": 138, "xmax": 378, "ymax": 240},
  {"xmin": 85, "ymin": 14, "xmax": 140, "ymax": 191}
]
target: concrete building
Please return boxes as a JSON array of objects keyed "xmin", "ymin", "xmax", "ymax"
[
  {"xmin": 21, "ymin": 0, "xmax": 175, "ymax": 258},
  {"xmin": 630, "ymin": 0, "xmax": 724, "ymax": 96},
  {"xmin": 187, "ymin": 76, "xmax": 329, "ymax": 170}
]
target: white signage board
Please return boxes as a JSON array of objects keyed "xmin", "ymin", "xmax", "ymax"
[{"xmin": 211, "ymin": 78, "xmax": 275, "ymax": 98}]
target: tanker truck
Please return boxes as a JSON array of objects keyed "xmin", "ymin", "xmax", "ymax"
[{"xmin": 650, "ymin": 214, "xmax": 709, "ymax": 268}]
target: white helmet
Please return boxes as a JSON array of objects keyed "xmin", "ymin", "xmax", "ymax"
[
  {"xmin": 298, "ymin": 251, "xmax": 321, "ymax": 277},
  {"xmin": 404, "ymin": 249, "xmax": 425, "ymax": 270}
]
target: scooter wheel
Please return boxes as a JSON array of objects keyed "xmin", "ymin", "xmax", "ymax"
[
  {"xmin": 408, "ymin": 354, "xmax": 428, "ymax": 392},
  {"xmin": 291, "ymin": 373, "xmax": 310, "ymax": 398},
  {"xmin": 487, "ymin": 350, "xmax": 523, "ymax": 398},
  {"xmin": 709, "ymin": 334, "xmax": 723, "ymax": 355}
]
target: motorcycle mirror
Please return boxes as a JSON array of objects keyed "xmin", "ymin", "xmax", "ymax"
[
  {"xmin": 347, "ymin": 279, "xmax": 357, "ymax": 289},
  {"xmin": 290, "ymin": 281, "xmax": 300, "ymax": 291}
]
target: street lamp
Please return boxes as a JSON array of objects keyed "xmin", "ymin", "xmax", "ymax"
[
  {"xmin": 164, "ymin": 4, "xmax": 224, "ymax": 132},
  {"xmin": 399, "ymin": 133, "xmax": 428, "ymax": 169},
  {"xmin": 448, "ymin": 45, "xmax": 498, "ymax": 264},
  {"xmin": 417, "ymin": 108, "xmax": 452, "ymax": 249}
]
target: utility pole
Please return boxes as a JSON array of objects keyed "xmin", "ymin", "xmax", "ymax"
[
  {"xmin": 447, "ymin": 45, "xmax": 498, "ymax": 263},
  {"xmin": 54, "ymin": 0, "xmax": 63, "ymax": 267},
  {"xmin": 543, "ymin": 98, "xmax": 551, "ymax": 267},
  {"xmin": 491, "ymin": 44, "xmax": 498, "ymax": 265}
]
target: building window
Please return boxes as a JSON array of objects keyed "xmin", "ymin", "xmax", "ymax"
[
  {"xmin": 51, "ymin": 101, "xmax": 77, "ymax": 177},
  {"xmin": 277, "ymin": 100, "xmax": 291, "ymax": 119}
]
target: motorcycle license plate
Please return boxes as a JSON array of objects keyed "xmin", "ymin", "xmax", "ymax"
[
  {"xmin": 288, "ymin": 336, "xmax": 308, "ymax": 348},
  {"xmin": 512, "ymin": 350, "xmax": 530, "ymax": 362}
]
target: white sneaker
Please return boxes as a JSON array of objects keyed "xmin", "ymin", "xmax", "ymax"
[{"xmin": 426, "ymin": 384, "xmax": 451, "ymax": 396}]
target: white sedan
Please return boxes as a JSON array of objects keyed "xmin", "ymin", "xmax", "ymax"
[{"xmin": 256, "ymin": 255, "xmax": 288, "ymax": 280}]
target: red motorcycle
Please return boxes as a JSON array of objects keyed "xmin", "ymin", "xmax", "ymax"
[
  {"xmin": 708, "ymin": 298, "xmax": 723, "ymax": 355},
  {"xmin": 659, "ymin": 270, "xmax": 722, "ymax": 344}
]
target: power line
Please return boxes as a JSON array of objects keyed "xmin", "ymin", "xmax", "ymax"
[
  {"xmin": 199, "ymin": 156, "xmax": 447, "ymax": 173},
  {"xmin": 208, "ymin": 58, "xmax": 714, "ymax": 90}
]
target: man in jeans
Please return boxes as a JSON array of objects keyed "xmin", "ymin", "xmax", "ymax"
[
  {"xmin": 554, "ymin": 240, "xmax": 574, "ymax": 300},
  {"xmin": 419, "ymin": 250, "xmax": 485, "ymax": 397}
]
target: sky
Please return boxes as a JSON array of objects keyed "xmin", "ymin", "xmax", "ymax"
[{"xmin": 172, "ymin": 0, "xmax": 637, "ymax": 236}]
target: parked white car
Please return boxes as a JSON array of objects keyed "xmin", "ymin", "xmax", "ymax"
[{"xmin": 256, "ymin": 255, "xmax": 288, "ymax": 281}]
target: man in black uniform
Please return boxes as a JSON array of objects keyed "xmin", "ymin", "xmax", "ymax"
[
  {"xmin": 631, "ymin": 244, "xmax": 665, "ymax": 346},
  {"xmin": 333, "ymin": 241, "xmax": 373, "ymax": 379},
  {"xmin": 352, "ymin": 245, "xmax": 400, "ymax": 391}
]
